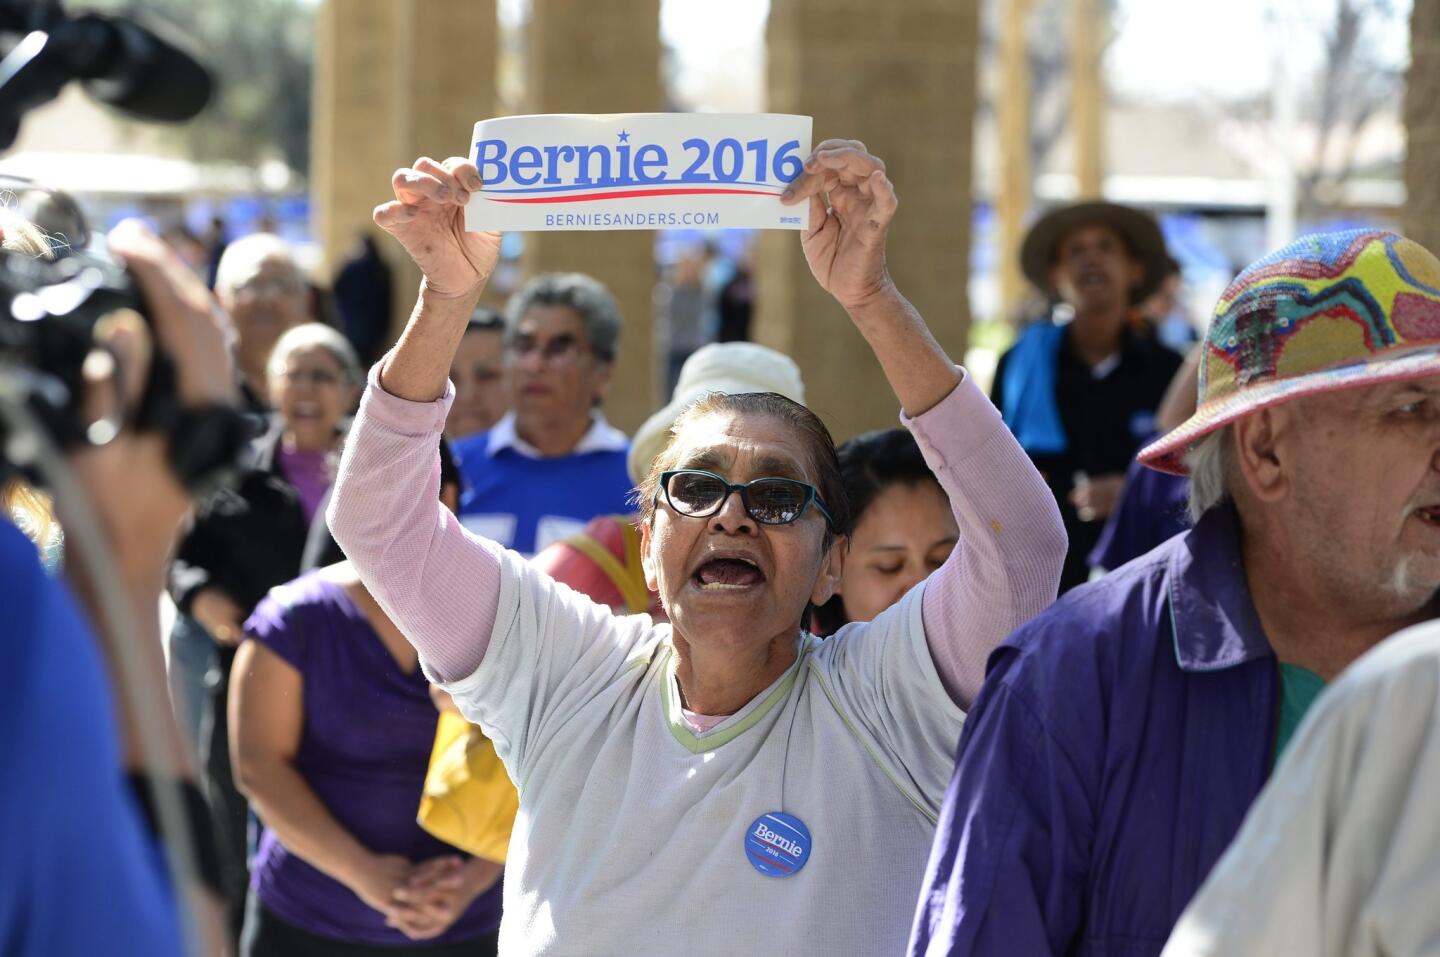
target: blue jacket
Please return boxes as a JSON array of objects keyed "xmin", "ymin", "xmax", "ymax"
[
  {"xmin": 1, "ymin": 521, "xmax": 183, "ymax": 955},
  {"xmin": 909, "ymin": 506, "xmax": 1278, "ymax": 956}
]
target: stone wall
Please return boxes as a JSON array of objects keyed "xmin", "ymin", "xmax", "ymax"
[
  {"xmin": 757, "ymin": 0, "xmax": 980, "ymax": 442},
  {"xmin": 1406, "ymin": 0, "xmax": 1440, "ymax": 254},
  {"xmin": 311, "ymin": 0, "xmax": 498, "ymax": 342},
  {"xmin": 520, "ymin": 0, "xmax": 663, "ymax": 433}
]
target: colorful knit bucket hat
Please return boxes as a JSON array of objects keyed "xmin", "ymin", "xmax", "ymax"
[{"xmin": 1139, "ymin": 229, "xmax": 1440, "ymax": 475}]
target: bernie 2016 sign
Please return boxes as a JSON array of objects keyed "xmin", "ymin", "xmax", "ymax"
[{"xmin": 463, "ymin": 113, "xmax": 813, "ymax": 233}]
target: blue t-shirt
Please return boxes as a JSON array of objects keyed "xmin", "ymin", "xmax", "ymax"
[
  {"xmin": 455, "ymin": 434, "xmax": 634, "ymax": 557},
  {"xmin": 0, "ymin": 520, "xmax": 183, "ymax": 956}
]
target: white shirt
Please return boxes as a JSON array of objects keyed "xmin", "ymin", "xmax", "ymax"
[
  {"xmin": 429, "ymin": 541, "xmax": 966, "ymax": 957},
  {"xmin": 484, "ymin": 410, "xmax": 629, "ymax": 459},
  {"xmin": 1164, "ymin": 620, "xmax": 1440, "ymax": 957}
]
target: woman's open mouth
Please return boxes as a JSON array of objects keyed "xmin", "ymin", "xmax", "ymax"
[{"xmin": 692, "ymin": 557, "xmax": 766, "ymax": 591}]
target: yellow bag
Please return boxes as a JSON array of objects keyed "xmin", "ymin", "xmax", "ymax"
[{"xmin": 416, "ymin": 711, "xmax": 519, "ymax": 863}]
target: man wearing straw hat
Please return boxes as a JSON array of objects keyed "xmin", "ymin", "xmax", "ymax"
[
  {"xmin": 910, "ymin": 229, "xmax": 1440, "ymax": 956},
  {"xmin": 993, "ymin": 201, "xmax": 1182, "ymax": 592}
]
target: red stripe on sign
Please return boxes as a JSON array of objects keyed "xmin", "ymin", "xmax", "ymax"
[{"xmin": 488, "ymin": 187, "xmax": 780, "ymax": 204}]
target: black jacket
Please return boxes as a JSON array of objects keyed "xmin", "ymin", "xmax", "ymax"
[
  {"xmin": 168, "ymin": 421, "xmax": 344, "ymax": 618},
  {"xmin": 991, "ymin": 323, "xmax": 1183, "ymax": 593}
]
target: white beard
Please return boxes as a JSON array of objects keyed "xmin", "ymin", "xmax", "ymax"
[{"xmin": 1384, "ymin": 554, "xmax": 1411, "ymax": 596}]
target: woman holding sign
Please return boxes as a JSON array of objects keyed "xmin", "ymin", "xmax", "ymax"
[{"xmin": 328, "ymin": 137, "xmax": 1065, "ymax": 955}]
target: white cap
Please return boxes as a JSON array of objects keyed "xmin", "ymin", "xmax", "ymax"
[{"xmin": 627, "ymin": 342, "xmax": 806, "ymax": 485}]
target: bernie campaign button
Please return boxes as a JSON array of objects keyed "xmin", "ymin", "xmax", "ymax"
[{"xmin": 744, "ymin": 811, "xmax": 811, "ymax": 878}]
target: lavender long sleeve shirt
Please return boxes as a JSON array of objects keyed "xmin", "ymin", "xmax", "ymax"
[{"xmin": 328, "ymin": 365, "xmax": 1065, "ymax": 714}]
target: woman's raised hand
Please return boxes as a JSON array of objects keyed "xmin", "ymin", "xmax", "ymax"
[
  {"xmin": 374, "ymin": 156, "xmax": 502, "ymax": 300},
  {"xmin": 782, "ymin": 136, "xmax": 960, "ymax": 417},
  {"xmin": 781, "ymin": 139, "xmax": 899, "ymax": 313}
]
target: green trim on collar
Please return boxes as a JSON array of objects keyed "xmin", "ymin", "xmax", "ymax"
[{"xmin": 660, "ymin": 637, "xmax": 813, "ymax": 754}]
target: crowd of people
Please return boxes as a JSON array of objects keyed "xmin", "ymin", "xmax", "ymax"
[{"xmin": 6, "ymin": 132, "xmax": 1440, "ymax": 957}]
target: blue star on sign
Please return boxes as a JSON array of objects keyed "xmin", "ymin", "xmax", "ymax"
[{"xmin": 617, "ymin": 130, "xmax": 630, "ymax": 143}]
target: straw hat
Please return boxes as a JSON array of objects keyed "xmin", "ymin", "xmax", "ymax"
[
  {"xmin": 627, "ymin": 342, "xmax": 806, "ymax": 485},
  {"xmin": 1020, "ymin": 200, "xmax": 1170, "ymax": 304},
  {"xmin": 1139, "ymin": 229, "xmax": 1440, "ymax": 475}
]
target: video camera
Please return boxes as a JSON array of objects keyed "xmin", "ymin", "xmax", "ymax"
[
  {"xmin": 0, "ymin": 1, "xmax": 248, "ymax": 496},
  {"xmin": 0, "ymin": 235, "xmax": 253, "ymax": 496},
  {"xmin": 0, "ymin": 0, "xmax": 214, "ymax": 148}
]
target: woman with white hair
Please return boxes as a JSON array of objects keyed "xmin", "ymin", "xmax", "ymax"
[{"xmin": 166, "ymin": 321, "xmax": 365, "ymax": 936}]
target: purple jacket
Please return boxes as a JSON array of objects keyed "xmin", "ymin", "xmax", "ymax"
[{"xmin": 909, "ymin": 505, "xmax": 1278, "ymax": 956}]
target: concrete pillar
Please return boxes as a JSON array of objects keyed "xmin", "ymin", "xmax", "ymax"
[
  {"xmin": 1405, "ymin": 0, "xmax": 1440, "ymax": 253},
  {"xmin": 757, "ymin": 0, "xmax": 980, "ymax": 441},
  {"xmin": 311, "ymin": 0, "xmax": 497, "ymax": 341},
  {"xmin": 521, "ymin": 0, "xmax": 663, "ymax": 435},
  {"xmin": 997, "ymin": 0, "xmax": 1035, "ymax": 326},
  {"xmin": 1070, "ymin": 0, "xmax": 1104, "ymax": 198}
]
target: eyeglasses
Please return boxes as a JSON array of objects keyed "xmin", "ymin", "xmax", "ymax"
[
  {"xmin": 281, "ymin": 368, "xmax": 342, "ymax": 386},
  {"xmin": 506, "ymin": 332, "xmax": 592, "ymax": 365},
  {"xmin": 656, "ymin": 469, "xmax": 834, "ymax": 528},
  {"xmin": 234, "ymin": 275, "xmax": 305, "ymax": 299}
]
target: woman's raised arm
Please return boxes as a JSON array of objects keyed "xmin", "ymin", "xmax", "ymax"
[
  {"xmin": 782, "ymin": 139, "xmax": 961, "ymax": 416},
  {"xmin": 785, "ymin": 140, "xmax": 1066, "ymax": 705},
  {"xmin": 328, "ymin": 156, "xmax": 506, "ymax": 682}
]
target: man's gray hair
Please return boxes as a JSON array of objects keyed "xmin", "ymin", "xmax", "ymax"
[
  {"xmin": 1183, "ymin": 425, "xmax": 1233, "ymax": 523},
  {"xmin": 267, "ymin": 322, "xmax": 364, "ymax": 386},
  {"xmin": 506, "ymin": 272, "xmax": 621, "ymax": 362},
  {"xmin": 214, "ymin": 232, "xmax": 300, "ymax": 296}
]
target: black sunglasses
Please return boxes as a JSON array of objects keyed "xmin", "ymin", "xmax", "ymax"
[{"xmin": 656, "ymin": 469, "xmax": 834, "ymax": 528}]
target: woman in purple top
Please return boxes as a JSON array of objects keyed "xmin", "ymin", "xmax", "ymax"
[{"xmin": 231, "ymin": 553, "xmax": 503, "ymax": 956}]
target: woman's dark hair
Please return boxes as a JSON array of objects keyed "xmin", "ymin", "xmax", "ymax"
[
  {"xmin": 835, "ymin": 429, "xmax": 936, "ymax": 527},
  {"xmin": 437, "ymin": 434, "xmax": 462, "ymax": 496},
  {"xmin": 467, "ymin": 306, "xmax": 505, "ymax": 335},
  {"xmin": 812, "ymin": 428, "xmax": 942, "ymax": 636}
]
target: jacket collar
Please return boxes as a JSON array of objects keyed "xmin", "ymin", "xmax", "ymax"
[
  {"xmin": 248, "ymin": 416, "xmax": 285, "ymax": 474},
  {"xmin": 1168, "ymin": 504, "xmax": 1274, "ymax": 672}
]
